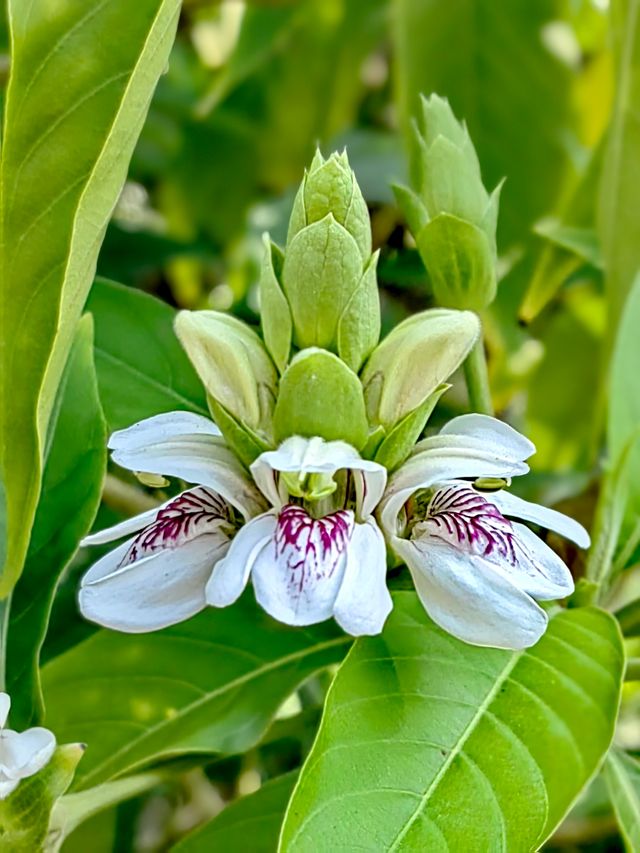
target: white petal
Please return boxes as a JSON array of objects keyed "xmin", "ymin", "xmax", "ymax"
[
  {"xmin": 488, "ymin": 490, "xmax": 590, "ymax": 548},
  {"xmin": 109, "ymin": 411, "xmax": 221, "ymax": 450},
  {"xmin": 439, "ymin": 414, "xmax": 535, "ymax": 462},
  {"xmin": 251, "ymin": 506, "xmax": 353, "ymax": 626},
  {"xmin": 82, "ymin": 506, "xmax": 160, "ymax": 547},
  {"xmin": 394, "ymin": 537, "xmax": 548, "ymax": 649},
  {"xmin": 333, "ymin": 520, "xmax": 392, "ymax": 636},
  {"xmin": 206, "ymin": 513, "xmax": 276, "ymax": 608},
  {"xmin": 250, "ymin": 437, "xmax": 386, "ymax": 517},
  {"xmin": 0, "ymin": 694, "xmax": 9, "ymax": 729},
  {"xmin": 111, "ymin": 436, "xmax": 265, "ymax": 519},
  {"xmin": 0, "ymin": 727, "xmax": 56, "ymax": 781},
  {"xmin": 79, "ymin": 534, "xmax": 226, "ymax": 632},
  {"xmin": 380, "ymin": 447, "xmax": 529, "ymax": 539},
  {"xmin": 0, "ymin": 779, "xmax": 18, "ymax": 799},
  {"xmin": 510, "ymin": 523, "xmax": 575, "ymax": 600}
]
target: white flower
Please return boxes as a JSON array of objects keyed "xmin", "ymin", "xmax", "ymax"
[
  {"xmin": 206, "ymin": 436, "xmax": 393, "ymax": 635},
  {"xmin": 79, "ymin": 412, "xmax": 266, "ymax": 632},
  {"xmin": 0, "ymin": 692, "xmax": 56, "ymax": 799},
  {"xmin": 379, "ymin": 414, "xmax": 590, "ymax": 650}
]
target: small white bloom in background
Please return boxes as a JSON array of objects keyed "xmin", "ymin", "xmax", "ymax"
[
  {"xmin": 79, "ymin": 412, "xmax": 267, "ymax": 632},
  {"xmin": 0, "ymin": 692, "xmax": 56, "ymax": 799},
  {"xmin": 206, "ymin": 435, "xmax": 393, "ymax": 636},
  {"xmin": 380, "ymin": 414, "xmax": 590, "ymax": 650}
]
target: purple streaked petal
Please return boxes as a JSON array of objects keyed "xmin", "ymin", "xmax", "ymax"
[
  {"xmin": 333, "ymin": 519, "xmax": 392, "ymax": 636},
  {"xmin": 251, "ymin": 505, "xmax": 354, "ymax": 626},
  {"xmin": 393, "ymin": 536, "xmax": 548, "ymax": 649},
  {"xmin": 79, "ymin": 534, "xmax": 226, "ymax": 632},
  {"xmin": 206, "ymin": 512, "xmax": 277, "ymax": 608},
  {"xmin": 508, "ymin": 522, "xmax": 574, "ymax": 600},
  {"xmin": 486, "ymin": 490, "xmax": 590, "ymax": 549},
  {"xmin": 81, "ymin": 505, "xmax": 160, "ymax": 547}
]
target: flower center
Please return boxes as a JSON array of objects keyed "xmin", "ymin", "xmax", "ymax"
[
  {"xmin": 412, "ymin": 484, "xmax": 518, "ymax": 565},
  {"xmin": 275, "ymin": 504, "xmax": 354, "ymax": 588},
  {"xmin": 120, "ymin": 487, "xmax": 236, "ymax": 566}
]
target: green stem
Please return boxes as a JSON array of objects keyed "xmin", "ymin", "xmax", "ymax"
[
  {"xmin": 0, "ymin": 594, "xmax": 12, "ymax": 693},
  {"xmin": 463, "ymin": 334, "xmax": 493, "ymax": 415}
]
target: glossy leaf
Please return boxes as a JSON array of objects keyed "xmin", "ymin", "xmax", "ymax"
[
  {"xmin": 41, "ymin": 595, "xmax": 350, "ymax": 791},
  {"xmin": 0, "ymin": 0, "xmax": 180, "ymax": 596},
  {"xmin": 280, "ymin": 593, "xmax": 623, "ymax": 851},
  {"xmin": 609, "ymin": 274, "xmax": 640, "ymax": 529},
  {"xmin": 394, "ymin": 0, "xmax": 574, "ymax": 246},
  {"xmin": 604, "ymin": 748, "xmax": 640, "ymax": 851},
  {"xmin": 87, "ymin": 279, "xmax": 208, "ymax": 431},
  {"xmin": 598, "ymin": 0, "xmax": 640, "ymax": 335},
  {"xmin": 6, "ymin": 316, "xmax": 106, "ymax": 729},
  {"xmin": 174, "ymin": 772, "xmax": 297, "ymax": 853}
]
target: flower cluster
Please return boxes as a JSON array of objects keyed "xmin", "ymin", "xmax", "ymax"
[{"xmin": 80, "ymin": 150, "xmax": 588, "ymax": 650}]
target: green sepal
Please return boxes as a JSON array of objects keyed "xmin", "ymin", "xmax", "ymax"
[
  {"xmin": 392, "ymin": 183, "xmax": 429, "ymax": 236},
  {"xmin": 0, "ymin": 744, "xmax": 84, "ymax": 852},
  {"xmin": 416, "ymin": 214, "xmax": 496, "ymax": 311},
  {"xmin": 175, "ymin": 310, "xmax": 277, "ymax": 435},
  {"xmin": 207, "ymin": 396, "xmax": 272, "ymax": 468},
  {"xmin": 361, "ymin": 425, "xmax": 386, "ymax": 460},
  {"xmin": 259, "ymin": 235, "xmax": 292, "ymax": 374},
  {"xmin": 361, "ymin": 308, "xmax": 480, "ymax": 430},
  {"xmin": 274, "ymin": 348, "xmax": 369, "ymax": 450},
  {"xmin": 336, "ymin": 250, "xmax": 381, "ymax": 372},
  {"xmin": 374, "ymin": 383, "xmax": 449, "ymax": 472},
  {"xmin": 282, "ymin": 215, "xmax": 362, "ymax": 351},
  {"xmin": 421, "ymin": 135, "xmax": 489, "ymax": 225},
  {"xmin": 287, "ymin": 150, "xmax": 371, "ymax": 261}
]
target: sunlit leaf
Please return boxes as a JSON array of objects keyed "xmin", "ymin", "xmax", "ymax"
[
  {"xmin": 280, "ymin": 593, "xmax": 623, "ymax": 851},
  {"xmin": 42, "ymin": 596, "xmax": 350, "ymax": 790},
  {"xmin": 0, "ymin": 0, "xmax": 181, "ymax": 596},
  {"xmin": 6, "ymin": 316, "xmax": 106, "ymax": 729}
]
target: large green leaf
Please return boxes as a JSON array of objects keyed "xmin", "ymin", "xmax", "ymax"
[
  {"xmin": 174, "ymin": 772, "xmax": 298, "ymax": 853},
  {"xmin": 604, "ymin": 747, "xmax": 640, "ymax": 850},
  {"xmin": 0, "ymin": 0, "xmax": 181, "ymax": 596},
  {"xmin": 42, "ymin": 596, "xmax": 350, "ymax": 791},
  {"xmin": 280, "ymin": 593, "xmax": 623, "ymax": 851},
  {"xmin": 598, "ymin": 0, "xmax": 640, "ymax": 336},
  {"xmin": 87, "ymin": 279, "xmax": 208, "ymax": 431},
  {"xmin": 609, "ymin": 274, "xmax": 640, "ymax": 529},
  {"xmin": 6, "ymin": 316, "xmax": 106, "ymax": 729},
  {"xmin": 393, "ymin": 0, "xmax": 574, "ymax": 246}
]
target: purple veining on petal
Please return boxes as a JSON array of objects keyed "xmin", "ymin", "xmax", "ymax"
[
  {"xmin": 275, "ymin": 504, "xmax": 354, "ymax": 594},
  {"xmin": 120, "ymin": 487, "xmax": 233, "ymax": 566},
  {"xmin": 416, "ymin": 485, "xmax": 518, "ymax": 564}
]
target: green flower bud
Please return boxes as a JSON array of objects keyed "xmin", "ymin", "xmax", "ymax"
[
  {"xmin": 175, "ymin": 311, "xmax": 277, "ymax": 439},
  {"xmin": 361, "ymin": 308, "xmax": 480, "ymax": 431},
  {"xmin": 274, "ymin": 348, "xmax": 369, "ymax": 450},
  {"xmin": 396, "ymin": 94, "xmax": 501, "ymax": 311},
  {"xmin": 259, "ymin": 235, "xmax": 292, "ymax": 374},
  {"xmin": 287, "ymin": 149, "xmax": 371, "ymax": 261}
]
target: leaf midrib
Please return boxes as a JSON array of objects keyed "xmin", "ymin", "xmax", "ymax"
[
  {"xmin": 386, "ymin": 647, "xmax": 524, "ymax": 850},
  {"xmin": 76, "ymin": 633, "xmax": 351, "ymax": 789}
]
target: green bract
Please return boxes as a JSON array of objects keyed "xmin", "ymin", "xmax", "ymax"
[
  {"xmin": 395, "ymin": 94, "xmax": 501, "ymax": 311},
  {"xmin": 264, "ymin": 150, "xmax": 380, "ymax": 372}
]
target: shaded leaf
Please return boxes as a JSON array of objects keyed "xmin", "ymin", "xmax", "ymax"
[{"xmin": 604, "ymin": 747, "xmax": 640, "ymax": 851}]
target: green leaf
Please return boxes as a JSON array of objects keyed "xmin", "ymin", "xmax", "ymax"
[
  {"xmin": 0, "ymin": 0, "xmax": 180, "ymax": 596},
  {"xmin": 280, "ymin": 593, "xmax": 623, "ymax": 851},
  {"xmin": 394, "ymin": 0, "xmax": 574, "ymax": 247},
  {"xmin": 273, "ymin": 349, "xmax": 369, "ymax": 450},
  {"xmin": 609, "ymin": 274, "xmax": 640, "ymax": 531},
  {"xmin": 604, "ymin": 748, "xmax": 640, "ymax": 851},
  {"xmin": 41, "ymin": 595, "xmax": 350, "ymax": 791},
  {"xmin": 6, "ymin": 316, "xmax": 106, "ymax": 729},
  {"xmin": 598, "ymin": 0, "xmax": 640, "ymax": 336},
  {"xmin": 87, "ymin": 279, "xmax": 208, "ymax": 431},
  {"xmin": 174, "ymin": 772, "xmax": 298, "ymax": 853}
]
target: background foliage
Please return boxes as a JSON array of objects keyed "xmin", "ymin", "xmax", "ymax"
[{"xmin": 1, "ymin": 0, "xmax": 640, "ymax": 850}]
